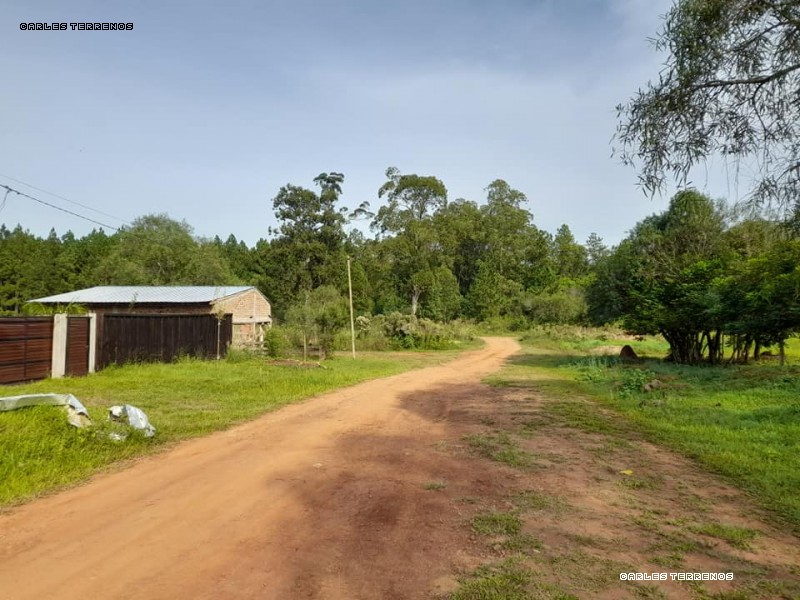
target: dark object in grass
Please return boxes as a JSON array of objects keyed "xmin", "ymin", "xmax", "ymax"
[{"xmin": 619, "ymin": 345, "xmax": 638, "ymax": 361}]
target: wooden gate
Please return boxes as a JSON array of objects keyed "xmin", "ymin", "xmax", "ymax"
[
  {"xmin": 66, "ymin": 316, "xmax": 90, "ymax": 377},
  {"xmin": 0, "ymin": 317, "xmax": 54, "ymax": 384}
]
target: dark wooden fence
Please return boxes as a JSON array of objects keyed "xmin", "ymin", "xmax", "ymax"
[
  {"xmin": 66, "ymin": 316, "xmax": 90, "ymax": 377},
  {"xmin": 98, "ymin": 314, "xmax": 232, "ymax": 369},
  {"xmin": 0, "ymin": 317, "xmax": 53, "ymax": 384}
]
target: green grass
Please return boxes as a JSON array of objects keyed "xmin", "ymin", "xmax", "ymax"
[
  {"xmin": 470, "ymin": 511, "xmax": 523, "ymax": 536},
  {"xmin": 424, "ymin": 480, "xmax": 448, "ymax": 490},
  {"xmin": 687, "ymin": 522, "xmax": 759, "ymax": 550},
  {"xmin": 0, "ymin": 349, "xmax": 461, "ymax": 507},
  {"xmin": 511, "ymin": 490, "xmax": 568, "ymax": 513},
  {"xmin": 464, "ymin": 432, "xmax": 533, "ymax": 468},
  {"xmin": 450, "ymin": 559, "xmax": 581, "ymax": 600},
  {"xmin": 490, "ymin": 328, "xmax": 800, "ymax": 531},
  {"xmin": 450, "ymin": 558, "xmax": 534, "ymax": 600}
]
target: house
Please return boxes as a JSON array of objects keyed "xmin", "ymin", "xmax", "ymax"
[{"xmin": 30, "ymin": 286, "xmax": 272, "ymax": 347}]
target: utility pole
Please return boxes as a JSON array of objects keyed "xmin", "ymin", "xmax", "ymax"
[{"xmin": 347, "ymin": 256, "xmax": 356, "ymax": 359}]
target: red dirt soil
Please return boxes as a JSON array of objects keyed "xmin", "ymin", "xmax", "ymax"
[
  {"xmin": 2, "ymin": 336, "xmax": 798, "ymax": 599},
  {"xmin": 0, "ymin": 338, "xmax": 519, "ymax": 600}
]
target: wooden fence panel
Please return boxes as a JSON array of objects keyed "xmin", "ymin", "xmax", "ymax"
[
  {"xmin": 0, "ymin": 317, "xmax": 54, "ymax": 384},
  {"xmin": 66, "ymin": 316, "xmax": 90, "ymax": 377},
  {"xmin": 98, "ymin": 314, "xmax": 232, "ymax": 369}
]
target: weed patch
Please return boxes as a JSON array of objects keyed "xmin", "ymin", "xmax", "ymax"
[
  {"xmin": 450, "ymin": 558, "xmax": 533, "ymax": 600},
  {"xmin": 511, "ymin": 490, "xmax": 568, "ymax": 513},
  {"xmin": 470, "ymin": 511, "xmax": 523, "ymax": 536},
  {"xmin": 688, "ymin": 522, "xmax": 758, "ymax": 550},
  {"xmin": 465, "ymin": 432, "xmax": 532, "ymax": 468},
  {"xmin": 424, "ymin": 481, "xmax": 448, "ymax": 491}
]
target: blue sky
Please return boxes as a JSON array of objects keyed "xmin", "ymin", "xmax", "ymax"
[{"xmin": 0, "ymin": 0, "xmax": 716, "ymax": 247}]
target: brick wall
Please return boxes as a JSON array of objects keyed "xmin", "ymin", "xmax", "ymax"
[{"xmin": 213, "ymin": 289, "xmax": 272, "ymax": 348}]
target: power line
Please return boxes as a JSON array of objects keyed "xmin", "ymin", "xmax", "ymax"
[
  {"xmin": 0, "ymin": 173, "xmax": 129, "ymax": 225},
  {"xmin": 0, "ymin": 188, "xmax": 9, "ymax": 214},
  {"xmin": 0, "ymin": 184, "xmax": 119, "ymax": 231}
]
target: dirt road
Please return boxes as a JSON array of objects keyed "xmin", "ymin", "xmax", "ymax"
[
  {"xmin": 0, "ymin": 337, "xmax": 520, "ymax": 600},
  {"xmin": 4, "ymin": 336, "xmax": 799, "ymax": 599}
]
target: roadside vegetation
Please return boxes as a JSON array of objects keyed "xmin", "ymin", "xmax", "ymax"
[
  {"xmin": 490, "ymin": 326, "xmax": 800, "ymax": 531},
  {"xmin": 0, "ymin": 348, "xmax": 466, "ymax": 507},
  {"xmin": 438, "ymin": 327, "xmax": 800, "ymax": 599}
]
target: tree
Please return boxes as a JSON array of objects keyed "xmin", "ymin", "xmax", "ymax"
[
  {"xmin": 431, "ymin": 199, "xmax": 483, "ymax": 295},
  {"xmin": 58, "ymin": 229, "xmax": 116, "ymax": 289},
  {"xmin": 718, "ymin": 239, "xmax": 800, "ymax": 364},
  {"xmin": 374, "ymin": 166, "xmax": 447, "ymax": 232},
  {"xmin": 371, "ymin": 168, "xmax": 450, "ymax": 315},
  {"xmin": 587, "ymin": 190, "xmax": 730, "ymax": 364},
  {"xmin": 0, "ymin": 226, "xmax": 55, "ymax": 313},
  {"xmin": 261, "ymin": 174, "xmax": 348, "ymax": 312},
  {"xmin": 94, "ymin": 214, "xmax": 237, "ymax": 285},
  {"xmin": 616, "ymin": 0, "xmax": 800, "ymax": 212},
  {"xmin": 585, "ymin": 233, "xmax": 610, "ymax": 265},
  {"xmin": 465, "ymin": 262, "xmax": 524, "ymax": 321},
  {"xmin": 285, "ymin": 285, "xmax": 347, "ymax": 359},
  {"xmin": 551, "ymin": 224, "xmax": 588, "ymax": 281},
  {"xmin": 214, "ymin": 234, "xmax": 255, "ymax": 282}
]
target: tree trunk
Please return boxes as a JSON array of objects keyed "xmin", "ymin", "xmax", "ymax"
[{"xmin": 410, "ymin": 286, "xmax": 421, "ymax": 316}]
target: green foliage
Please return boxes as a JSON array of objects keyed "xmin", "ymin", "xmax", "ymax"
[
  {"xmin": 0, "ymin": 168, "xmax": 597, "ymax": 331},
  {"xmin": 617, "ymin": 368, "xmax": 658, "ymax": 399},
  {"xmin": 374, "ymin": 166, "xmax": 448, "ymax": 230},
  {"xmin": 262, "ymin": 327, "xmax": 287, "ymax": 358},
  {"xmin": 285, "ymin": 286, "xmax": 348, "ymax": 358},
  {"xmin": 586, "ymin": 190, "xmax": 791, "ymax": 364},
  {"xmin": 616, "ymin": 0, "xmax": 800, "ymax": 211},
  {"xmin": 466, "ymin": 263, "xmax": 524, "ymax": 321},
  {"xmin": 95, "ymin": 214, "xmax": 237, "ymax": 285},
  {"xmin": 552, "ymin": 224, "xmax": 589, "ymax": 280},
  {"xmin": 520, "ymin": 289, "xmax": 587, "ymax": 325},
  {"xmin": 465, "ymin": 431, "xmax": 532, "ymax": 468},
  {"xmin": 451, "ymin": 558, "xmax": 533, "ymax": 600},
  {"xmin": 259, "ymin": 175, "xmax": 348, "ymax": 313},
  {"xmin": 470, "ymin": 511, "xmax": 523, "ymax": 536},
  {"xmin": 21, "ymin": 302, "xmax": 88, "ymax": 315},
  {"xmin": 377, "ymin": 312, "xmax": 472, "ymax": 350}
]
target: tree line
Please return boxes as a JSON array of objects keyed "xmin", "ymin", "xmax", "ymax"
[
  {"xmin": 0, "ymin": 168, "xmax": 592, "ymax": 327},
  {"xmin": 3, "ymin": 168, "xmax": 799, "ymax": 364}
]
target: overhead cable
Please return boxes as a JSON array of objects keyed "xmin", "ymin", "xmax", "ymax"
[
  {"xmin": 0, "ymin": 184, "xmax": 119, "ymax": 231},
  {"xmin": 0, "ymin": 173, "xmax": 129, "ymax": 225}
]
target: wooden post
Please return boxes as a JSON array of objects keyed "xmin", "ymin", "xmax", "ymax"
[
  {"xmin": 216, "ymin": 318, "xmax": 221, "ymax": 360},
  {"xmin": 347, "ymin": 256, "xmax": 356, "ymax": 359}
]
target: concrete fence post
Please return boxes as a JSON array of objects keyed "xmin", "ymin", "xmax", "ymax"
[
  {"xmin": 51, "ymin": 314, "xmax": 68, "ymax": 379},
  {"xmin": 88, "ymin": 313, "xmax": 97, "ymax": 373}
]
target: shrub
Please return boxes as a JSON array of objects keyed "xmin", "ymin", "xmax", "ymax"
[{"xmin": 262, "ymin": 327, "xmax": 287, "ymax": 358}]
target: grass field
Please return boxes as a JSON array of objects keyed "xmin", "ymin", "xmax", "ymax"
[
  {"xmin": 0, "ymin": 346, "xmax": 473, "ymax": 507},
  {"xmin": 488, "ymin": 328, "xmax": 800, "ymax": 531}
]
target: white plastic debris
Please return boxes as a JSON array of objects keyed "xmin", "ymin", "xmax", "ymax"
[
  {"xmin": 0, "ymin": 393, "xmax": 92, "ymax": 428},
  {"xmin": 108, "ymin": 404, "xmax": 156, "ymax": 438}
]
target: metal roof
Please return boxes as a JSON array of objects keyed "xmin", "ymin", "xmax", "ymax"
[{"xmin": 30, "ymin": 286, "xmax": 256, "ymax": 305}]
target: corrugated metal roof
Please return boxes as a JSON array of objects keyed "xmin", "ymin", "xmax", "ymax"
[{"xmin": 30, "ymin": 286, "xmax": 255, "ymax": 305}]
